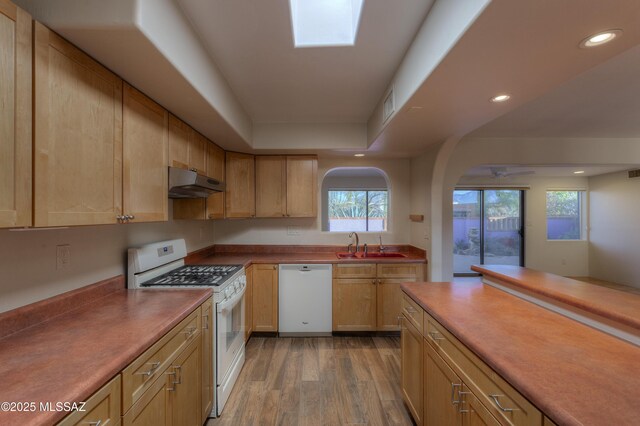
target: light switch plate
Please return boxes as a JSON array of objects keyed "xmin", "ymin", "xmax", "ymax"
[
  {"xmin": 56, "ymin": 244, "xmax": 71, "ymax": 270},
  {"xmin": 287, "ymin": 226, "xmax": 301, "ymax": 236}
]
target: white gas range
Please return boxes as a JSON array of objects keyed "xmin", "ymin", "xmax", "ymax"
[{"xmin": 127, "ymin": 239, "xmax": 246, "ymax": 418}]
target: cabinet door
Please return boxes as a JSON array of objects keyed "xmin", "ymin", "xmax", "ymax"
[
  {"xmin": 286, "ymin": 156, "xmax": 317, "ymax": 217},
  {"xmin": 401, "ymin": 318, "xmax": 423, "ymax": 425},
  {"xmin": 460, "ymin": 385, "xmax": 500, "ymax": 426},
  {"xmin": 201, "ymin": 301, "xmax": 214, "ymax": 423},
  {"xmin": 169, "ymin": 338, "xmax": 201, "ymax": 426},
  {"xmin": 0, "ymin": 3, "xmax": 31, "ymax": 228},
  {"xmin": 225, "ymin": 152, "xmax": 255, "ymax": 218},
  {"xmin": 33, "ymin": 22, "xmax": 123, "ymax": 227},
  {"xmin": 58, "ymin": 375, "xmax": 121, "ymax": 426},
  {"xmin": 168, "ymin": 114, "xmax": 190, "ymax": 169},
  {"xmin": 378, "ymin": 278, "xmax": 417, "ymax": 331},
  {"xmin": 332, "ymin": 278, "xmax": 377, "ymax": 331},
  {"xmin": 255, "ymin": 156, "xmax": 286, "ymax": 217},
  {"xmin": 123, "ymin": 370, "xmax": 169, "ymax": 426},
  {"xmin": 424, "ymin": 339, "xmax": 462, "ymax": 426},
  {"xmin": 189, "ymin": 131, "xmax": 207, "ymax": 175},
  {"xmin": 123, "ymin": 83, "xmax": 168, "ymax": 222},
  {"xmin": 245, "ymin": 266, "xmax": 254, "ymax": 340},
  {"xmin": 252, "ymin": 264, "xmax": 278, "ymax": 332},
  {"xmin": 206, "ymin": 142, "xmax": 225, "ymax": 219}
]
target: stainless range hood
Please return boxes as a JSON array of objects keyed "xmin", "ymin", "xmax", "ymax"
[{"xmin": 168, "ymin": 167, "xmax": 225, "ymax": 199}]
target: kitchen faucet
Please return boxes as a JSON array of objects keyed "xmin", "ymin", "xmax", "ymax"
[
  {"xmin": 349, "ymin": 232, "xmax": 360, "ymax": 252},
  {"xmin": 379, "ymin": 235, "xmax": 386, "ymax": 253}
]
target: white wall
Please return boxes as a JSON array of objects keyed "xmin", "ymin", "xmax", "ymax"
[
  {"xmin": 456, "ymin": 175, "xmax": 590, "ymax": 276},
  {"xmin": 253, "ymin": 123, "xmax": 366, "ymax": 150},
  {"xmin": 367, "ymin": 0, "xmax": 489, "ymax": 144},
  {"xmin": 589, "ymin": 171, "xmax": 640, "ymax": 288},
  {"xmin": 0, "ymin": 203, "xmax": 215, "ymax": 313},
  {"xmin": 214, "ymin": 157, "xmax": 411, "ymax": 246}
]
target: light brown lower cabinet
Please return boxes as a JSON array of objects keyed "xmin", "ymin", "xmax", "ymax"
[
  {"xmin": 401, "ymin": 316, "xmax": 423, "ymax": 425},
  {"xmin": 401, "ymin": 292, "xmax": 543, "ymax": 426},
  {"xmin": 201, "ymin": 299, "xmax": 214, "ymax": 423},
  {"xmin": 57, "ymin": 375, "xmax": 121, "ymax": 426},
  {"xmin": 60, "ymin": 302, "xmax": 210, "ymax": 426},
  {"xmin": 245, "ymin": 265, "xmax": 254, "ymax": 340},
  {"xmin": 333, "ymin": 263, "xmax": 424, "ymax": 331},
  {"xmin": 424, "ymin": 339, "xmax": 462, "ymax": 426},
  {"xmin": 252, "ymin": 264, "xmax": 278, "ymax": 332}
]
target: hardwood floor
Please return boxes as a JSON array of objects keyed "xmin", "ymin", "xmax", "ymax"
[{"xmin": 207, "ymin": 336, "xmax": 413, "ymax": 426}]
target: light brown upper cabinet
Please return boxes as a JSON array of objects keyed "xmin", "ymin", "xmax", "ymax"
[
  {"xmin": 123, "ymin": 83, "xmax": 168, "ymax": 223},
  {"xmin": 168, "ymin": 114, "xmax": 206, "ymax": 174},
  {"xmin": 173, "ymin": 138, "xmax": 225, "ymax": 220},
  {"xmin": 225, "ymin": 152, "xmax": 255, "ymax": 218},
  {"xmin": 0, "ymin": 3, "xmax": 31, "ymax": 228},
  {"xmin": 255, "ymin": 156, "xmax": 286, "ymax": 217},
  {"xmin": 255, "ymin": 155, "xmax": 318, "ymax": 218},
  {"xmin": 206, "ymin": 142, "xmax": 225, "ymax": 219},
  {"xmin": 33, "ymin": 22, "xmax": 123, "ymax": 227},
  {"xmin": 286, "ymin": 156, "xmax": 317, "ymax": 217}
]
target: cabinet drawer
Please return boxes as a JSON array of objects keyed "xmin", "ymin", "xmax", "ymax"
[
  {"xmin": 402, "ymin": 294, "xmax": 423, "ymax": 334},
  {"xmin": 333, "ymin": 263, "xmax": 376, "ymax": 279},
  {"xmin": 122, "ymin": 307, "xmax": 201, "ymax": 413},
  {"xmin": 58, "ymin": 375, "xmax": 121, "ymax": 426},
  {"xmin": 424, "ymin": 312, "xmax": 541, "ymax": 426},
  {"xmin": 377, "ymin": 263, "xmax": 424, "ymax": 279}
]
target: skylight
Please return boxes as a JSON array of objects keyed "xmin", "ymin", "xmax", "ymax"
[{"xmin": 289, "ymin": 0, "xmax": 364, "ymax": 48}]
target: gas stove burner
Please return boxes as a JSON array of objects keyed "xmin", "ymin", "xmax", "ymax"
[{"xmin": 141, "ymin": 264, "xmax": 243, "ymax": 287}]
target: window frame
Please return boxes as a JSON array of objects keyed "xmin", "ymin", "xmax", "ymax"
[
  {"xmin": 545, "ymin": 189, "xmax": 587, "ymax": 242},
  {"xmin": 326, "ymin": 188, "xmax": 389, "ymax": 233}
]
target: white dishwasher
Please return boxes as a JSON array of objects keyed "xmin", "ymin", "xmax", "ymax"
[{"xmin": 279, "ymin": 264, "xmax": 332, "ymax": 336}]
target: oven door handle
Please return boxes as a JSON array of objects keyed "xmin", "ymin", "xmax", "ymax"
[{"xmin": 217, "ymin": 285, "xmax": 246, "ymax": 313}]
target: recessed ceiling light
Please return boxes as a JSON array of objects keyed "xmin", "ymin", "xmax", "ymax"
[
  {"xmin": 579, "ymin": 30, "xmax": 622, "ymax": 48},
  {"xmin": 574, "ymin": 170, "xmax": 585, "ymax": 174},
  {"xmin": 490, "ymin": 94, "xmax": 511, "ymax": 103},
  {"xmin": 354, "ymin": 153, "xmax": 365, "ymax": 157}
]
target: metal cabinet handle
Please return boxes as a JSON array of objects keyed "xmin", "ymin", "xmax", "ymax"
[
  {"xmin": 397, "ymin": 315, "xmax": 403, "ymax": 327},
  {"xmin": 166, "ymin": 371, "xmax": 176, "ymax": 391},
  {"xmin": 405, "ymin": 306, "xmax": 417, "ymax": 314},
  {"xmin": 173, "ymin": 365, "xmax": 182, "ymax": 385},
  {"xmin": 184, "ymin": 326, "xmax": 197, "ymax": 339},
  {"xmin": 86, "ymin": 421, "xmax": 102, "ymax": 426},
  {"xmin": 429, "ymin": 331, "xmax": 445, "ymax": 341},
  {"xmin": 451, "ymin": 383, "xmax": 461, "ymax": 405},
  {"xmin": 458, "ymin": 390, "xmax": 472, "ymax": 413},
  {"xmin": 135, "ymin": 361, "xmax": 160, "ymax": 377},
  {"xmin": 190, "ymin": 168, "xmax": 197, "ymax": 172},
  {"xmin": 203, "ymin": 315, "xmax": 209, "ymax": 330},
  {"xmin": 489, "ymin": 394, "xmax": 517, "ymax": 412}
]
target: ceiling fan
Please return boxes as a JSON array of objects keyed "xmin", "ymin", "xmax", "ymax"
[{"xmin": 489, "ymin": 167, "xmax": 535, "ymax": 178}]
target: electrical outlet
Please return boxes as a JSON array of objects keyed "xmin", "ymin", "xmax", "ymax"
[
  {"xmin": 56, "ymin": 245, "xmax": 71, "ymax": 270},
  {"xmin": 287, "ymin": 226, "xmax": 301, "ymax": 236}
]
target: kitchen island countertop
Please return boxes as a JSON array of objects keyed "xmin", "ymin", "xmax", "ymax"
[{"xmin": 402, "ymin": 280, "xmax": 640, "ymax": 426}]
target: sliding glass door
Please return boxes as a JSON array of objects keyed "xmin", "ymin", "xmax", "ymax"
[{"xmin": 453, "ymin": 189, "xmax": 524, "ymax": 275}]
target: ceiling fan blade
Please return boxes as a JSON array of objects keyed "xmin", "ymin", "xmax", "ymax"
[{"xmin": 505, "ymin": 170, "xmax": 535, "ymax": 177}]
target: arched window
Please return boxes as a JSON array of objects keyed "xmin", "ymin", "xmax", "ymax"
[{"xmin": 321, "ymin": 167, "xmax": 389, "ymax": 232}]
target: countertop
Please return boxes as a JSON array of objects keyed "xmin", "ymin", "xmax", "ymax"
[
  {"xmin": 190, "ymin": 251, "xmax": 427, "ymax": 267},
  {"xmin": 472, "ymin": 265, "xmax": 640, "ymax": 332},
  {"xmin": 0, "ymin": 286, "xmax": 211, "ymax": 426},
  {"xmin": 402, "ymin": 281, "xmax": 640, "ymax": 426}
]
